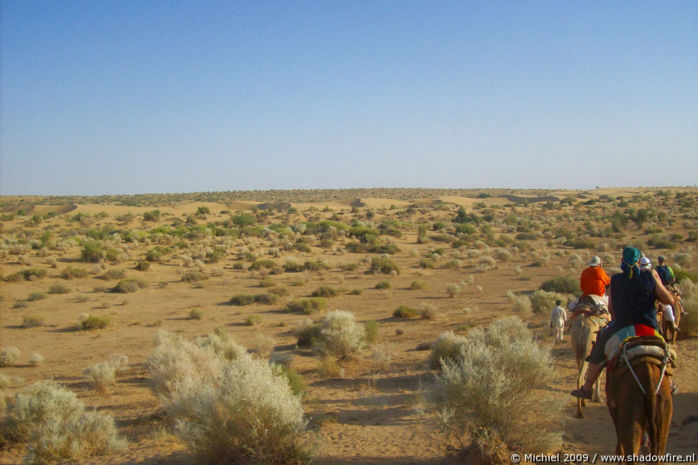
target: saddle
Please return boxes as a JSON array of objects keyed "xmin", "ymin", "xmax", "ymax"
[
  {"xmin": 605, "ymin": 326, "xmax": 676, "ymax": 374},
  {"xmin": 569, "ymin": 294, "xmax": 608, "ymax": 320}
]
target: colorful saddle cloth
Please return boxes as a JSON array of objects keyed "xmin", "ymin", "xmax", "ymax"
[{"xmin": 604, "ymin": 324, "xmax": 663, "ymax": 363}]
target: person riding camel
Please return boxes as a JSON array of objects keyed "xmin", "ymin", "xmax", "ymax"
[
  {"xmin": 655, "ymin": 256, "xmax": 675, "ymax": 287},
  {"xmin": 580, "ymin": 256, "xmax": 610, "ymax": 300},
  {"xmin": 571, "ymin": 256, "xmax": 611, "ymax": 316},
  {"xmin": 571, "ymin": 247, "xmax": 676, "ymax": 399}
]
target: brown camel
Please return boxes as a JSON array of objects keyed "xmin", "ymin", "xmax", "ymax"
[
  {"xmin": 606, "ymin": 338, "xmax": 673, "ymax": 462},
  {"xmin": 569, "ymin": 311, "xmax": 604, "ymax": 418}
]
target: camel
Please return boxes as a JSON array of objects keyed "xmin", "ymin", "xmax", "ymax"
[
  {"xmin": 569, "ymin": 310, "xmax": 604, "ymax": 418},
  {"xmin": 605, "ymin": 336, "xmax": 673, "ymax": 461}
]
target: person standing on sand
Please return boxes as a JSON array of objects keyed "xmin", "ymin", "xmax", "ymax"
[{"xmin": 550, "ymin": 299, "xmax": 567, "ymax": 343}]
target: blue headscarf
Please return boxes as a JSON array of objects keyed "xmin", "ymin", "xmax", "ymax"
[{"xmin": 620, "ymin": 246, "xmax": 641, "ymax": 279}]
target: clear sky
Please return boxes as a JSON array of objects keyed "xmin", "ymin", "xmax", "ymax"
[{"xmin": 1, "ymin": 1, "xmax": 696, "ymax": 195}]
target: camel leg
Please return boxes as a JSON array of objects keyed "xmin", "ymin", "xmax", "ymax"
[{"xmin": 576, "ymin": 359, "xmax": 587, "ymax": 418}]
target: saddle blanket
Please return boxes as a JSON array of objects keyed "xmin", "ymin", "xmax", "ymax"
[{"xmin": 604, "ymin": 324, "xmax": 663, "ymax": 361}]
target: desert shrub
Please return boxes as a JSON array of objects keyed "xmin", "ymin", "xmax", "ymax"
[
  {"xmin": 423, "ymin": 318, "xmax": 564, "ymax": 458},
  {"xmin": 80, "ymin": 315, "xmax": 110, "ymax": 330},
  {"xmin": 26, "ymin": 292, "xmax": 46, "ymax": 301},
  {"xmin": 496, "ymin": 249, "xmax": 513, "ymax": 262},
  {"xmin": 245, "ymin": 315, "xmax": 263, "ymax": 326},
  {"xmin": 530, "ymin": 290, "xmax": 562, "ymax": 315},
  {"xmin": 364, "ymin": 320, "xmax": 379, "ymax": 344},
  {"xmin": 60, "ymin": 265, "xmax": 88, "ymax": 279},
  {"xmin": 564, "ymin": 238, "xmax": 595, "ymax": 249},
  {"xmin": 146, "ymin": 246, "xmax": 171, "ymax": 262},
  {"xmin": 229, "ymin": 294, "xmax": 255, "ymax": 306},
  {"xmin": 427, "ymin": 331, "xmax": 468, "ymax": 369},
  {"xmin": 283, "ymin": 259, "xmax": 305, "ymax": 272},
  {"xmin": 189, "ymin": 308, "xmax": 204, "ymax": 320},
  {"xmin": 161, "ymin": 351, "xmax": 311, "ymax": 464},
  {"xmin": 673, "ymin": 253, "xmax": 692, "ymax": 268},
  {"xmin": 675, "ymin": 269, "xmax": 698, "ymax": 284},
  {"xmin": 680, "ymin": 290, "xmax": 698, "ymax": 336},
  {"xmin": 135, "ymin": 260, "xmax": 151, "ymax": 271},
  {"xmin": 311, "ymin": 285, "xmax": 341, "ymax": 298},
  {"xmin": 22, "ymin": 315, "xmax": 44, "ymax": 328},
  {"xmin": 195, "ymin": 331, "xmax": 246, "ymax": 362},
  {"xmin": 507, "ymin": 291, "xmax": 532, "ymax": 315},
  {"xmin": 148, "ymin": 331, "xmax": 226, "ymax": 398},
  {"xmin": 285, "ymin": 298, "xmax": 327, "ymax": 314},
  {"xmin": 259, "ymin": 277, "xmax": 276, "ymax": 287},
  {"xmin": 28, "ymin": 353, "xmax": 44, "ymax": 366},
  {"xmin": 112, "ymin": 277, "xmax": 147, "ymax": 293},
  {"xmin": 647, "ymin": 235, "xmax": 675, "ymax": 249},
  {"xmin": 369, "ymin": 255, "xmax": 399, "ymax": 275},
  {"xmin": 316, "ymin": 310, "xmax": 366, "ymax": 360},
  {"xmin": 269, "ymin": 286, "xmax": 289, "ymax": 297},
  {"xmin": 81, "ymin": 241, "xmax": 105, "ymax": 263},
  {"xmin": 293, "ymin": 320, "xmax": 321, "ymax": 348},
  {"xmin": 0, "ymin": 347, "xmax": 21, "ymax": 367},
  {"xmin": 446, "ymin": 283, "xmax": 461, "ymax": 298},
  {"xmin": 375, "ymin": 280, "xmax": 391, "ymax": 289},
  {"xmin": 6, "ymin": 268, "xmax": 47, "ymax": 282},
  {"xmin": 108, "ymin": 353, "xmax": 129, "ymax": 374},
  {"xmin": 83, "ymin": 362, "xmax": 116, "ymax": 393},
  {"xmin": 48, "ymin": 283, "xmax": 70, "ymax": 294},
  {"xmin": 278, "ymin": 366, "xmax": 305, "ymax": 397},
  {"xmin": 419, "ymin": 302, "xmax": 439, "ymax": 320},
  {"xmin": 99, "ymin": 269, "xmax": 125, "ymax": 280},
  {"xmin": 477, "ymin": 256, "xmax": 497, "ymax": 271},
  {"xmin": 181, "ymin": 270, "xmax": 208, "ymax": 282},
  {"xmin": 540, "ymin": 275, "xmax": 579, "ymax": 294},
  {"xmin": 1, "ymin": 381, "xmax": 124, "ymax": 463},
  {"xmin": 418, "ymin": 258, "xmax": 435, "ymax": 269},
  {"xmin": 254, "ymin": 293, "xmax": 278, "ymax": 304},
  {"xmin": 410, "ymin": 280, "xmax": 427, "ymax": 290},
  {"xmin": 393, "ymin": 306, "xmax": 420, "ymax": 319},
  {"xmin": 143, "ymin": 210, "xmax": 160, "ymax": 221}
]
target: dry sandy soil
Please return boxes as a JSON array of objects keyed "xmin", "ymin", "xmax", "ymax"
[{"xmin": 1, "ymin": 188, "xmax": 696, "ymax": 464}]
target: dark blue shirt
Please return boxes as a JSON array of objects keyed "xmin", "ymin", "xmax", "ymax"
[{"xmin": 610, "ymin": 269, "xmax": 657, "ymax": 329}]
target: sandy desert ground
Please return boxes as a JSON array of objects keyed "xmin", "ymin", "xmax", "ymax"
[{"xmin": 1, "ymin": 187, "xmax": 696, "ymax": 464}]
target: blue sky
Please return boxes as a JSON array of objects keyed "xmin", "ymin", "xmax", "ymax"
[{"xmin": 1, "ymin": 1, "xmax": 696, "ymax": 195}]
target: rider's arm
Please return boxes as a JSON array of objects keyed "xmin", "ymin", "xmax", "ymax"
[{"xmin": 652, "ymin": 269, "xmax": 675, "ymax": 305}]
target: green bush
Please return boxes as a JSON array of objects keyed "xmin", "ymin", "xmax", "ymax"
[
  {"xmin": 393, "ymin": 306, "xmax": 420, "ymax": 319},
  {"xmin": 6, "ymin": 268, "xmax": 48, "ymax": 282},
  {"xmin": 81, "ymin": 241, "xmax": 104, "ymax": 263},
  {"xmin": 81, "ymin": 315, "xmax": 110, "ymax": 330},
  {"xmin": 369, "ymin": 255, "xmax": 399, "ymax": 275},
  {"xmin": 285, "ymin": 298, "xmax": 327, "ymax": 314},
  {"xmin": 229, "ymin": 294, "xmax": 255, "ymax": 306},
  {"xmin": 311, "ymin": 286, "xmax": 341, "ymax": 298},
  {"xmin": 364, "ymin": 320, "xmax": 379, "ymax": 344},
  {"xmin": 112, "ymin": 278, "xmax": 147, "ymax": 293},
  {"xmin": 540, "ymin": 276, "xmax": 579, "ymax": 294},
  {"xmin": 22, "ymin": 315, "xmax": 44, "ymax": 328},
  {"xmin": 254, "ymin": 293, "xmax": 278, "ymax": 304},
  {"xmin": 143, "ymin": 210, "xmax": 160, "ymax": 221},
  {"xmin": 60, "ymin": 266, "xmax": 88, "ymax": 279},
  {"xmin": 375, "ymin": 281, "xmax": 391, "ymax": 290},
  {"xmin": 49, "ymin": 283, "xmax": 71, "ymax": 294}
]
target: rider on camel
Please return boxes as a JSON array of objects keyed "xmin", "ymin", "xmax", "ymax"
[{"xmin": 571, "ymin": 247, "xmax": 676, "ymax": 399}]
